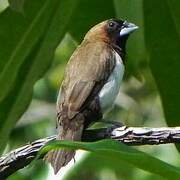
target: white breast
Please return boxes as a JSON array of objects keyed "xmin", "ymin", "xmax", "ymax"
[{"xmin": 99, "ymin": 51, "xmax": 124, "ymax": 114}]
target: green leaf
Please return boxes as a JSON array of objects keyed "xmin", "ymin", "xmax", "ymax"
[
  {"xmin": 0, "ymin": 0, "xmax": 51, "ymax": 100},
  {"xmin": 64, "ymin": 153, "xmax": 135, "ymax": 180},
  {"xmin": 9, "ymin": 0, "xmax": 25, "ymax": 13},
  {"xmin": 69, "ymin": 0, "xmax": 115, "ymax": 42},
  {"xmin": 41, "ymin": 140, "xmax": 180, "ymax": 179},
  {"xmin": 143, "ymin": 1, "xmax": 180, "ymax": 127},
  {"xmin": 114, "ymin": 0, "xmax": 147, "ymax": 78},
  {"xmin": 0, "ymin": 0, "xmax": 79, "ymax": 152}
]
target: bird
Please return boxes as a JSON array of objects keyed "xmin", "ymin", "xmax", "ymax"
[{"xmin": 45, "ymin": 18, "xmax": 138, "ymax": 174}]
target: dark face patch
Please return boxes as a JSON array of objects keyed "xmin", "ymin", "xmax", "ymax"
[
  {"xmin": 106, "ymin": 19, "xmax": 124, "ymax": 36},
  {"xmin": 105, "ymin": 19, "xmax": 129, "ymax": 60}
]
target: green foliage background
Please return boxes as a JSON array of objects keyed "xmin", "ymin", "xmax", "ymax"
[{"xmin": 0, "ymin": 0, "xmax": 180, "ymax": 179}]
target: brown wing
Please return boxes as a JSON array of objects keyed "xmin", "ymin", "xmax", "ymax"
[{"xmin": 57, "ymin": 41, "xmax": 115, "ymax": 119}]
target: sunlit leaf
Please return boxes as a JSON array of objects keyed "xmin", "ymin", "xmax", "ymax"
[
  {"xmin": 41, "ymin": 140, "xmax": 180, "ymax": 179},
  {"xmin": 0, "ymin": 0, "xmax": 79, "ymax": 152}
]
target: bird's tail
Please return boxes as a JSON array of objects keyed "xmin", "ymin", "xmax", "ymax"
[{"xmin": 45, "ymin": 125, "xmax": 83, "ymax": 174}]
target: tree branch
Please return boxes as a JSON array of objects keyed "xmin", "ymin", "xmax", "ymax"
[{"xmin": 1, "ymin": 125, "xmax": 180, "ymax": 179}]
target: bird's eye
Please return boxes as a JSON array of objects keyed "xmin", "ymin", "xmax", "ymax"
[{"xmin": 109, "ymin": 22, "xmax": 115, "ymax": 28}]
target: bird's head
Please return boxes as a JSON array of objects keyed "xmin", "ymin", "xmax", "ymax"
[{"xmin": 84, "ymin": 18, "xmax": 138, "ymax": 54}]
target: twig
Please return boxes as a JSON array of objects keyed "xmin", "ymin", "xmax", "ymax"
[{"xmin": 1, "ymin": 126, "xmax": 180, "ymax": 179}]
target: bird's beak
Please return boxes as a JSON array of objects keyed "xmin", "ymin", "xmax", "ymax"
[{"xmin": 120, "ymin": 21, "xmax": 138, "ymax": 37}]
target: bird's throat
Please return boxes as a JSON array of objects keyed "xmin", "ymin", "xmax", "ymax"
[{"xmin": 114, "ymin": 35, "xmax": 129, "ymax": 61}]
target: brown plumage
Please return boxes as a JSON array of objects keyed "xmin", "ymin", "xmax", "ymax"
[{"xmin": 45, "ymin": 19, "xmax": 138, "ymax": 174}]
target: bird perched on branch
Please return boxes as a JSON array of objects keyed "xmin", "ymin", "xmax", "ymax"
[{"xmin": 45, "ymin": 18, "xmax": 138, "ymax": 174}]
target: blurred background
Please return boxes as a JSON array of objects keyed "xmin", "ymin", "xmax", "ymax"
[{"xmin": 0, "ymin": 0, "xmax": 180, "ymax": 180}]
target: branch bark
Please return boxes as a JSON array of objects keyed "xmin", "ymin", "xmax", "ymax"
[{"xmin": 1, "ymin": 125, "xmax": 180, "ymax": 179}]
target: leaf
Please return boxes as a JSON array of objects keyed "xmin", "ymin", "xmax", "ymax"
[
  {"xmin": 143, "ymin": 1, "xmax": 180, "ymax": 127},
  {"xmin": 64, "ymin": 153, "xmax": 135, "ymax": 180},
  {"xmin": 69, "ymin": 0, "xmax": 115, "ymax": 42},
  {"xmin": 0, "ymin": 0, "xmax": 79, "ymax": 152},
  {"xmin": 41, "ymin": 140, "xmax": 180, "ymax": 179},
  {"xmin": 9, "ymin": 0, "xmax": 25, "ymax": 13},
  {"xmin": 114, "ymin": 0, "xmax": 147, "ymax": 79}
]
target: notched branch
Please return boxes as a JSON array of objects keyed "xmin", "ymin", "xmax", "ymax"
[{"xmin": 1, "ymin": 126, "xmax": 180, "ymax": 179}]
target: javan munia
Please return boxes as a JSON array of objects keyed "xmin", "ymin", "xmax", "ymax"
[{"xmin": 45, "ymin": 18, "xmax": 138, "ymax": 174}]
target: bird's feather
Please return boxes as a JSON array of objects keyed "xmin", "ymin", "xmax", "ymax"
[
  {"xmin": 45, "ymin": 41, "xmax": 116, "ymax": 173},
  {"xmin": 61, "ymin": 41, "xmax": 115, "ymax": 119},
  {"xmin": 99, "ymin": 51, "xmax": 124, "ymax": 113}
]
